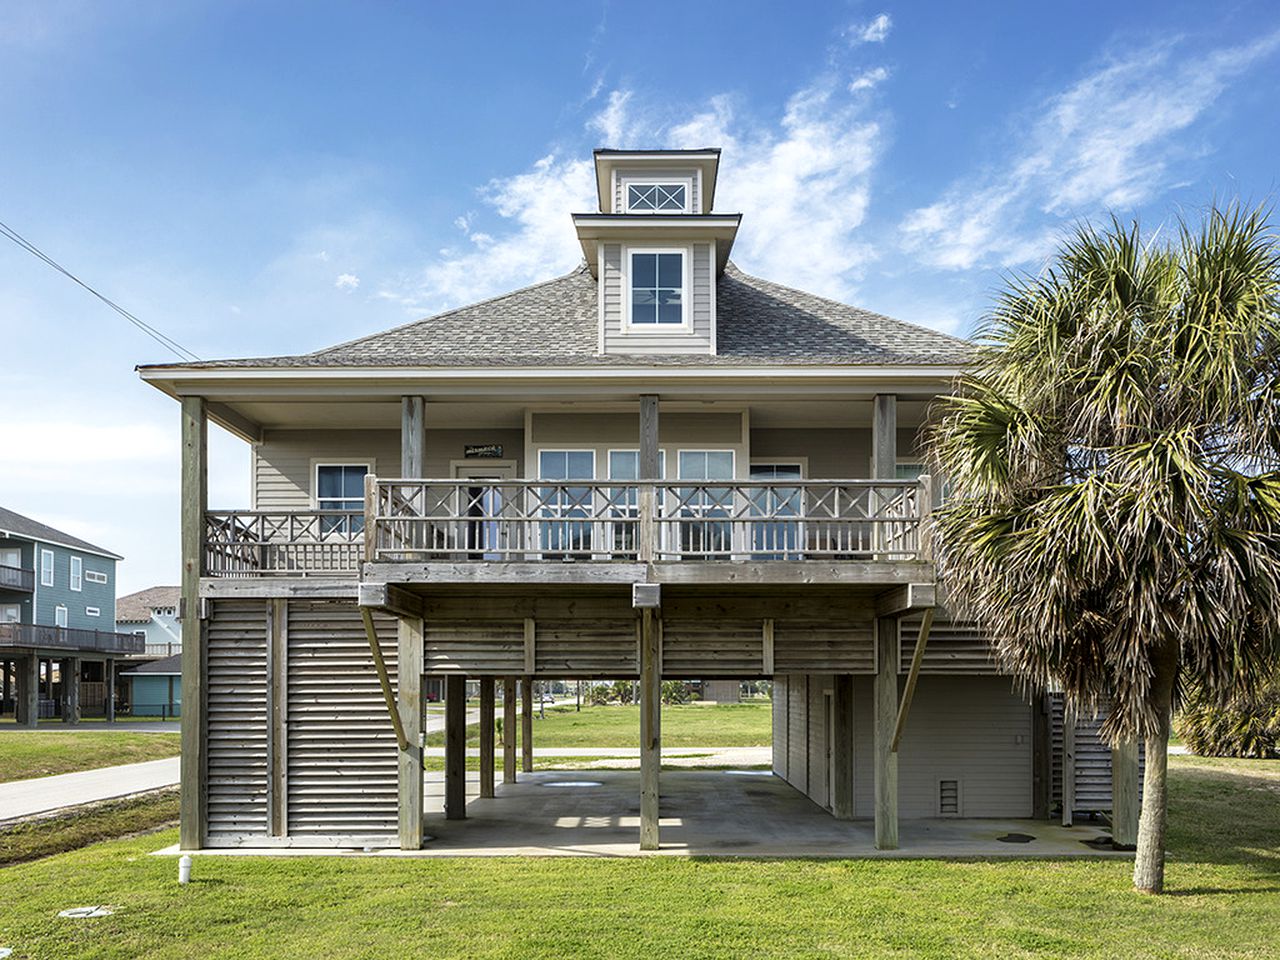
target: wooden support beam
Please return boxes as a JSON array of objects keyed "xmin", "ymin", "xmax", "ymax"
[
  {"xmin": 104, "ymin": 657, "xmax": 115, "ymax": 723},
  {"xmin": 401, "ymin": 395, "xmax": 427, "ymax": 476},
  {"xmin": 1062, "ymin": 704, "xmax": 1076, "ymax": 827},
  {"xmin": 358, "ymin": 582, "xmax": 426, "ymax": 620},
  {"xmin": 761, "ymin": 618, "xmax": 775, "ymax": 675},
  {"xmin": 61, "ymin": 657, "xmax": 80, "ymax": 724},
  {"xmin": 503, "ymin": 677, "xmax": 517, "ymax": 783},
  {"xmin": 875, "ymin": 582, "xmax": 937, "ymax": 618},
  {"xmin": 268, "ymin": 599, "xmax": 288, "ymax": 837},
  {"xmin": 205, "ymin": 401, "xmax": 264, "ymax": 443},
  {"xmin": 360, "ymin": 609, "xmax": 409, "ymax": 753},
  {"xmin": 17, "ymin": 654, "xmax": 38, "ymax": 727},
  {"xmin": 1032, "ymin": 692, "xmax": 1052, "ymax": 820},
  {"xmin": 872, "ymin": 394, "xmax": 897, "ymax": 479},
  {"xmin": 520, "ymin": 677, "xmax": 534, "ymax": 773},
  {"xmin": 479, "ymin": 677, "xmax": 496, "ymax": 799},
  {"xmin": 891, "ymin": 607, "xmax": 934, "ymax": 752},
  {"xmin": 873, "ymin": 616, "xmax": 899, "ymax": 850},
  {"xmin": 639, "ymin": 395, "xmax": 660, "ymax": 480},
  {"xmin": 179, "ymin": 395, "xmax": 207, "ymax": 850},
  {"xmin": 523, "ymin": 618, "xmax": 536, "ymax": 674},
  {"xmin": 832, "ymin": 674, "xmax": 854, "ymax": 820},
  {"xmin": 444, "ymin": 674, "xmax": 466, "ymax": 820},
  {"xmin": 639, "ymin": 607, "xmax": 661, "ymax": 850},
  {"xmin": 398, "ymin": 616, "xmax": 425, "ymax": 848},
  {"xmin": 1111, "ymin": 739, "xmax": 1140, "ymax": 848}
]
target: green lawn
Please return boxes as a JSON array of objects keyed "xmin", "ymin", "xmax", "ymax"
[
  {"xmin": 0, "ymin": 732, "xmax": 182, "ymax": 783},
  {"xmin": 0, "ymin": 756, "xmax": 1277, "ymax": 958},
  {"xmin": 426, "ymin": 702, "xmax": 772, "ymax": 749}
]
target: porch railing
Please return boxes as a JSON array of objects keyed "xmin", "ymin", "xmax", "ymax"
[
  {"xmin": 0, "ymin": 622, "xmax": 145, "ymax": 655},
  {"xmin": 0, "ymin": 564, "xmax": 35, "ymax": 592},
  {"xmin": 369, "ymin": 476, "xmax": 932, "ymax": 564},
  {"xmin": 204, "ymin": 510, "xmax": 364, "ymax": 577}
]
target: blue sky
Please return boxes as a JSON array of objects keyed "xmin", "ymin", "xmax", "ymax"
[{"xmin": 2, "ymin": 0, "xmax": 1279, "ymax": 593}]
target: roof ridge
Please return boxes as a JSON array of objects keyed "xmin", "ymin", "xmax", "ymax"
[
  {"xmin": 723, "ymin": 261, "xmax": 972, "ymax": 348},
  {"xmin": 306, "ymin": 262, "xmax": 593, "ymax": 359}
]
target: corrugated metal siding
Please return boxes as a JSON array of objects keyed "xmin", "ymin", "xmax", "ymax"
[
  {"xmin": 205, "ymin": 599, "xmax": 270, "ymax": 844},
  {"xmin": 773, "ymin": 621, "xmax": 873, "ymax": 674},
  {"xmin": 601, "ymin": 242, "xmax": 714, "ymax": 356},
  {"xmin": 285, "ymin": 602, "xmax": 398, "ymax": 840},
  {"xmin": 854, "ymin": 676, "xmax": 1033, "ymax": 818},
  {"xmin": 899, "ymin": 616, "xmax": 1002, "ymax": 674}
]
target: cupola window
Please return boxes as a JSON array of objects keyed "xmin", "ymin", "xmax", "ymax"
[{"xmin": 627, "ymin": 183, "xmax": 687, "ymax": 212}]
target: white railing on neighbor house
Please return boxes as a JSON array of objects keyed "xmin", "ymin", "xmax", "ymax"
[{"xmin": 203, "ymin": 477, "xmax": 932, "ymax": 577}]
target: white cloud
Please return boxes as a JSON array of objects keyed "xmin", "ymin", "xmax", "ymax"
[
  {"xmin": 849, "ymin": 66, "xmax": 889, "ymax": 92},
  {"xmin": 334, "ymin": 273, "xmax": 359, "ymax": 290},
  {"xmin": 849, "ymin": 14, "xmax": 891, "ymax": 45},
  {"xmin": 588, "ymin": 89, "xmax": 633, "ymax": 145},
  {"xmin": 900, "ymin": 31, "xmax": 1280, "ymax": 270}
]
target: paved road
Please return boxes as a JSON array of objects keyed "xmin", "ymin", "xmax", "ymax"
[{"xmin": 0, "ymin": 757, "xmax": 180, "ymax": 823}]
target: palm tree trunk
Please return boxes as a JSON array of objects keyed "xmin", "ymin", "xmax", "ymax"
[{"xmin": 1133, "ymin": 645, "xmax": 1178, "ymax": 894}]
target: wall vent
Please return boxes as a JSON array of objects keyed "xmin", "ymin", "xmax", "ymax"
[{"xmin": 938, "ymin": 779, "xmax": 961, "ymax": 816}]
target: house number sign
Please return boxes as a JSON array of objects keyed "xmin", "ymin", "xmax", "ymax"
[{"xmin": 464, "ymin": 444, "xmax": 504, "ymax": 458}]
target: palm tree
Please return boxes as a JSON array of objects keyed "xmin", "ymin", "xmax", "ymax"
[{"xmin": 928, "ymin": 206, "xmax": 1280, "ymax": 894}]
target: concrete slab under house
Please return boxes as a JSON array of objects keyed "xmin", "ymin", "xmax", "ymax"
[{"xmin": 138, "ymin": 145, "xmax": 1143, "ymax": 857}]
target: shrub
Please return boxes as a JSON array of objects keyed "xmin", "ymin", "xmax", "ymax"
[
  {"xmin": 661, "ymin": 680, "xmax": 690, "ymax": 705},
  {"xmin": 610, "ymin": 679, "xmax": 635, "ymax": 704},
  {"xmin": 586, "ymin": 683, "xmax": 612, "ymax": 706},
  {"xmin": 1178, "ymin": 672, "xmax": 1280, "ymax": 759}
]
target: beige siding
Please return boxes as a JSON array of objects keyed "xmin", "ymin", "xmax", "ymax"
[
  {"xmin": 601, "ymin": 242, "xmax": 714, "ymax": 356},
  {"xmin": 530, "ymin": 411, "xmax": 746, "ymax": 478},
  {"xmin": 854, "ymin": 676, "xmax": 1033, "ymax": 818},
  {"xmin": 253, "ymin": 428, "xmax": 525, "ymax": 509},
  {"xmin": 750, "ymin": 428, "xmax": 871, "ymax": 479},
  {"xmin": 772, "ymin": 675, "xmax": 789, "ymax": 779}
]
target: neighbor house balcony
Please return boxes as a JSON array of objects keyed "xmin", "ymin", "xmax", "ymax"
[
  {"xmin": 0, "ymin": 564, "xmax": 35, "ymax": 593},
  {"xmin": 0, "ymin": 622, "xmax": 145, "ymax": 655},
  {"xmin": 203, "ymin": 476, "xmax": 934, "ymax": 584}
]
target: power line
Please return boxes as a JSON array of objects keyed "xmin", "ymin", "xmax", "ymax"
[{"xmin": 0, "ymin": 217, "xmax": 201, "ymax": 363}]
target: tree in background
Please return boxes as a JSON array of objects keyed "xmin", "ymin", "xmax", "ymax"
[
  {"xmin": 929, "ymin": 207, "xmax": 1280, "ymax": 894},
  {"xmin": 1178, "ymin": 669, "xmax": 1280, "ymax": 758}
]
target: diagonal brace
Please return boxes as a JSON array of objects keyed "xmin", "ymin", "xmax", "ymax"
[
  {"xmin": 891, "ymin": 607, "xmax": 934, "ymax": 753},
  {"xmin": 361, "ymin": 608, "xmax": 409, "ymax": 752}
]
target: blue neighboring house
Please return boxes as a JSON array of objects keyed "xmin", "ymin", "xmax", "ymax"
[
  {"xmin": 115, "ymin": 586, "xmax": 182, "ymax": 716},
  {"xmin": 0, "ymin": 505, "xmax": 140, "ymax": 725}
]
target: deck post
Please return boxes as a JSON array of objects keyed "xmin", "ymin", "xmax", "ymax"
[
  {"xmin": 832, "ymin": 674, "xmax": 854, "ymax": 819},
  {"xmin": 104, "ymin": 657, "xmax": 115, "ymax": 723},
  {"xmin": 61, "ymin": 657, "xmax": 80, "ymax": 724},
  {"xmin": 401, "ymin": 396, "xmax": 427, "ymax": 476},
  {"xmin": 639, "ymin": 606, "xmax": 661, "ymax": 850},
  {"xmin": 444, "ymin": 674, "xmax": 466, "ymax": 820},
  {"xmin": 503, "ymin": 677, "xmax": 517, "ymax": 783},
  {"xmin": 872, "ymin": 394, "xmax": 897, "ymax": 479},
  {"xmin": 479, "ymin": 677, "xmax": 496, "ymax": 799},
  {"xmin": 1111, "ymin": 739, "xmax": 1140, "ymax": 848},
  {"xmin": 398, "ymin": 616, "xmax": 425, "ymax": 847},
  {"xmin": 520, "ymin": 677, "xmax": 534, "ymax": 773},
  {"xmin": 17, "ymin": 654, "xmax": 38, "ymax": 727},
  {"xmin": 1062, "ymin": 704, "xmax": 1076, "ymax": 826},
  {"xmin": 179, "ymin": 395, "xmax": 207, "ymax": 850},
  {"xmin": 639, "ymin": 394, "xmax": 660, "ymax": 563},
  {"xmin": 874, "ymin": 616, "xmax": 899, "ymax": 849}
]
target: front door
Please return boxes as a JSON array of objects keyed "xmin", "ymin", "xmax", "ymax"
[{"xmin": 454, "ymin": 461, "xmax": 517, "ymax": 560}]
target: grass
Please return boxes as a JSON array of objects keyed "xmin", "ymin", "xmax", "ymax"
[
  {"xmin": 426, "ymin": 702, "xmax": 772, "ymax": 749},
  {"xmin": 0, "ymin": 790, "xmax": 179, "ymax": 868},
  {"xmin": 0, "ymin": 755, "xmax": 1276, "ymax": 958},
  {"xmin": 0, "ymin": 732, "xmax": 182, "ymax": 783}
]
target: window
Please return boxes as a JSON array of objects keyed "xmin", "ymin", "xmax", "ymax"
[
  {"xmin": 70, "ymin": 556, "xmax": 83, "ymax": 591},
  {"xmin": 629, "ymin": 250, "xmax": 684, "ymax": 325},
  {"xmin": 55, "ymin": 604, "xmax": 68, "ymax": 628},
  {"xmin": 676, "ymin": 451, "xmax": 735, "ymax": 556},
  {"xmin": 626, "ymin": 182, "xmax": 687, "ymax": 212},
  {"xmin": 749, "ymin": 463, "xmax": 804, "ymax": 559},
  {"xmin": 538, "ymin": 451, "xmax": 596, "ymax": 555},
  {"xmin": 85, "ymin": 569, "xmax": 108, "ymax": 584},
  {"xmin": 607, "ymin": 450, "xmax": 666, "ymax": 555},
  {"xmin": 40, "ymin": 549, "xmax": 54, "ymax": 587},
  {"xmin": 315, "ymin": 463, "xmax": 369, "ymax": 534},
  {"xmin": 0, "ymin": 604, "xmax": 20, "ymax": 623},
  {"xmin": 86, "ymin": 606, "xmax": 100, "ymax": 617}
]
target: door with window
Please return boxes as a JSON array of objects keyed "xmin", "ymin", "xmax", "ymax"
[
  {"xmin": 749, "ymin": 463, "xmax": 804, "ymax": 558},
  {"xmin": 454, "ymin": 462, "xmax": 516, "ymax": 560},
  {"xmin": 676, "ymin": 451, "xmax": 735, "ymax": 557},
  {"xmin": 537, "ymin": 451, "xmax": 596, "ymax": 557}
]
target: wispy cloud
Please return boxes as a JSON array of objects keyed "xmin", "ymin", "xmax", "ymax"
[
  {"xmin": 900, "ymin": 31, "xmax": 1280, "ymax": 270},
  {"xmin": 849, "ymin": 66, "xmax": 889, "ymax": 93},
  {"xmin": 848, "ymin": 13, "xmax": 891, "ymax": 45},
  {"xmin": 334, "ymin": 273, "xmax": 359, "ymax": 291}
]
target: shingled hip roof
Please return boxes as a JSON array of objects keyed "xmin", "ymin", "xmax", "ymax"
[{"xmin": 140, "ymin": 262, "xmax": 972, "ymax": 371}]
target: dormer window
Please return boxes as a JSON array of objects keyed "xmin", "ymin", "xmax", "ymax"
[
  {"xmin": 627, "ymin": 183, "xmax": 687, "ymax": 212},
  {"xmin": 628, "ymin": 249, "xmax": 687, "ymax": 325}
]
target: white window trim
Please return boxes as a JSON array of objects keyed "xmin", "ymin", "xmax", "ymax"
[
  {"xmin": 70, "ymin": 556, "xmax": 83, "ymax": 592},
  {"xmin": 85, "ymin": 569, "xmax": 108, "ymax": 584},
  {"xmin": 310, "ymin": 460, "xmax": 373, "ymax": 510},
  {"xmin": 675, "ymin": 449, "xmax": 737, "ymax": 479},
  {"xmin": 749, "ymin": 458, "xmax": 810, "ymax": 478},
  {"xmin": 606, "ymin": 448, "xmax": 667, "ymax": 480},
  {"xmin": 55, "ymin": 604, "xmax": 68, "ymax": 628},
  {"xmin": 620, "ymin": 174, "xmax": 694, "ymax": 214},
  {"xmin": 86, "ymin": 606, "xmax": 100, "ymax": 617},
  {"xmin": 621, "ymin": 244, "xmax": 694, "ymax": 333},
  {"xmin": 40, "ymin": 549, "xmax": 54, "ymax": 587},
  {"xmin": 536, "ymin": 449, "xmax": 598, "ymax": 480}
]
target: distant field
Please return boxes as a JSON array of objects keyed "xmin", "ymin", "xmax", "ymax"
[
  {"xmin": 426, "ymin": 702, "xmax": 772, "ymax": 749},
  {"xmin": 0, "ymin": 731, "xmax": 181, "ymax": 783}
]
